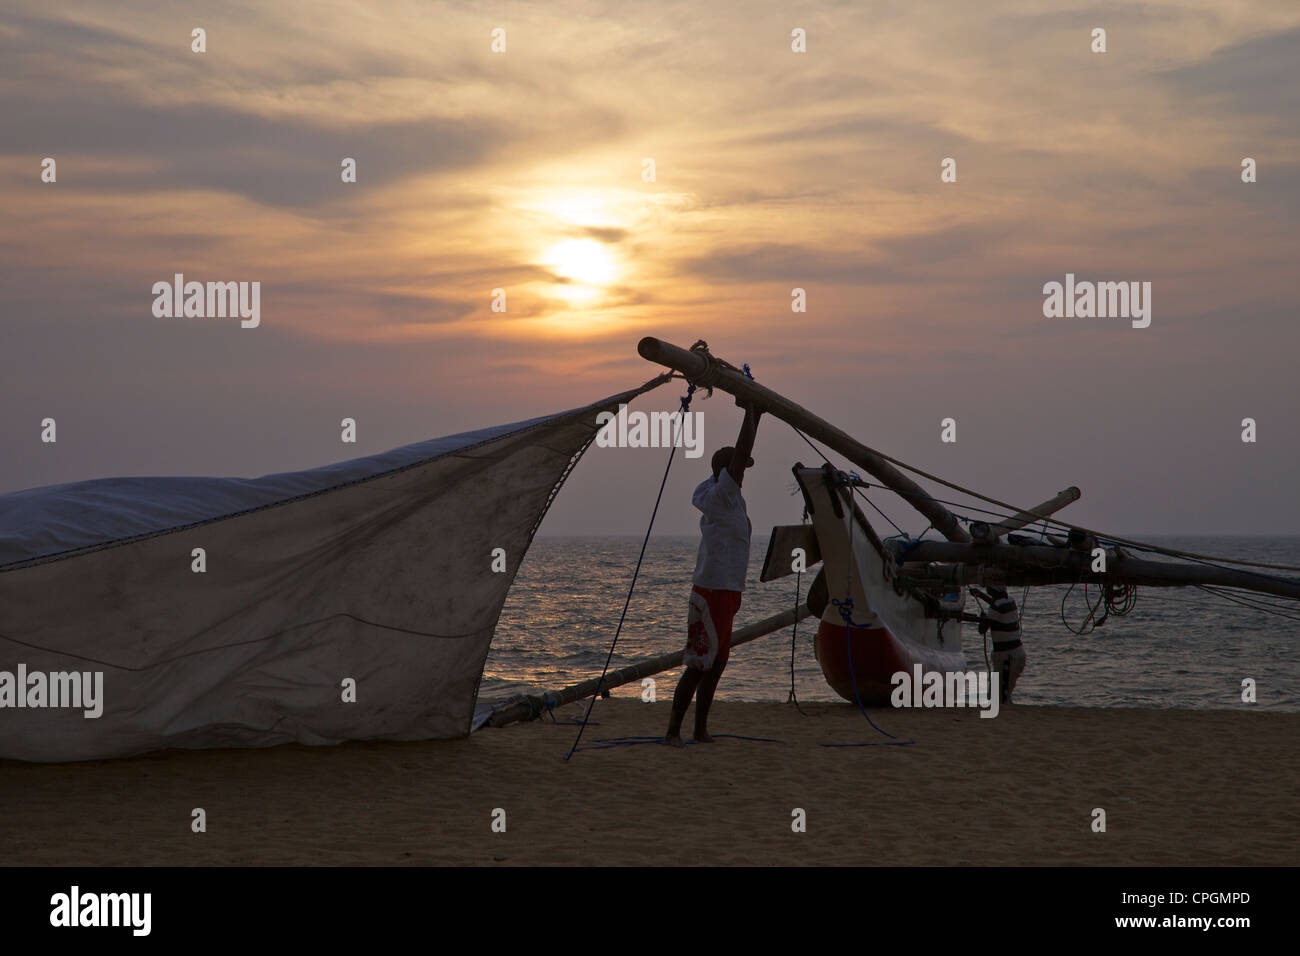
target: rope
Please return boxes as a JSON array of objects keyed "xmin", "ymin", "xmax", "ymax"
[
  {"xmin": 787, "ymin": 508, "xmax": 808, "ymax": 715},
  {"xmin": 835, "ymin": 514, "xmax": 913, "ymax": 745},
  {"xmin": 1194, "ymin": 584, "xmax": 1300, "ymax": 623},
  {"xmin": 831, "ymin": 430, "xmax": 1300, "ymax": 574},
  {"xmin": 846, "ymin": 470, "xmax": 908, "ymax": 537},
  {"xmin": 685, "ymin": 339, "xmax": 751, "ymax": 395},
  {"xmin": 971, "ymin": 591, "xmax": 991, "ymax": 677},
  {"xmin": 783, "ymin": 423, "xmax": 913, "ymax": 744},
  {"xmin": 575, "ymin": 733, "xmax": 783, "ymax": 751},
  {"xmin": 564, "ymin": 384, "xmax": 696, "ymax": 760},
  {"xmin": 793, "ymin": 428, "xmax": 1300, "ymax": 610},
  {"xmin": 684, "ymin": 341, "xmax": 1300, "ymax": 575},
  {"xmin": 791, "ymin": 427, "xmax": 909, "ymax": 536},
  {"xmin": 1059, "ymin": 580, "xmax": 1106, "ymax": 635},
  {"xmin": 834, "ymin": 599, "xmax": 907, "ymax": 743}
]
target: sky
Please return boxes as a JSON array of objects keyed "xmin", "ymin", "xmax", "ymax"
[{"xmin": 1, "ymin": 0, "xmax": 1298, "ymax": 537}]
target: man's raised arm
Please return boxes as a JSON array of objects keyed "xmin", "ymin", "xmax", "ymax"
[{"xmin": 727, "ymin": 401, "xmax": 763, "ymax": 485}]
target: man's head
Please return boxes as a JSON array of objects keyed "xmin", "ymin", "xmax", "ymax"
[{"xmin": 711, "ymin": 445, "xmax": 754, "ymax": 480}]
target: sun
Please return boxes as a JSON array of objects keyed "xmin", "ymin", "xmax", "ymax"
[{"xmin": 544, "ymin": 238, "xmax": 618, "ymax": 286}]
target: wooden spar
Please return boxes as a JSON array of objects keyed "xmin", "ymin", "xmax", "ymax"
[
  {"xmin": 485, "ymin": 604, "xmax": 813, "ymax": 728},
  {"xmin": 910, "ymin": 563, "xmax": 1300, "ymax": 600},
  {"xmin": 991, "ymin": 487, "xmax": 1081, "ymax": 536},
  {"xmin": 898, "ymin": 541, "xmax": 1300, "ymax": 600},
  {"xmin": 638, "ymin": 337, "xmax": 970, "ymax": 542}
]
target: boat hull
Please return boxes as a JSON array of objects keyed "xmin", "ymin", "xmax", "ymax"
[
  {"xmin": 815, "ymin": 619, "xmax": 966, "ymax": 705},
  {"xmin": 794, "ymin": 464, "xmax": 967, "ymax": 705}
]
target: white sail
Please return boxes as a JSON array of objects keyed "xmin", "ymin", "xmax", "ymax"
[{"xmin": 0, "ymin": 378, "xmax": 666, "ymax": 761}]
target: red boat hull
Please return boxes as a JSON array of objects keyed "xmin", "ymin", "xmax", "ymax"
[{"xmin": 814, "ymin": 619, "xmax": 917, "ymax": 705}]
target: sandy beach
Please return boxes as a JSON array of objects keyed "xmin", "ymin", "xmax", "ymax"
[{"xmin": 1, "ymin": 700, "xmax": 1295, "ymax": 866}]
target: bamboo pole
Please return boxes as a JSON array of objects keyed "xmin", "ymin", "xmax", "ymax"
[
  {"xmin": 991, "ymin": 487, "xmax": 1081, "ymax": 536},
  {"xmin": 898, "ymin": 542, "xmax": 1300, "ymax": 599},
  {"xmin": 485, "ymin": 604, "xmax": 813, "ymax": 728},
  {"xmin": 638, "ymin": 337, "xmax": 970, "ymax": 542}
]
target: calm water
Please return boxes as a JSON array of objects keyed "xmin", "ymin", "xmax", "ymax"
[{"xmin": 484, "ymin": 535, "xmax": 1300, "ymax": 711}]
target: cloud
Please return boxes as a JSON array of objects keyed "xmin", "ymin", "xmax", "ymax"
[
  {"xmin": 581, "ymin": 226, "xmax": 629, "ymax": 243},
  {"xmin": 0, "ymin": 90, "xmax": 502, "ymax": 207},
  {"xmin": 682, "ymin": 222, "xmax": 1014, "ymax": 285},
  {"xmin": 1158, "ymin": 25, "xmax": 1300, "ymax": 120}
]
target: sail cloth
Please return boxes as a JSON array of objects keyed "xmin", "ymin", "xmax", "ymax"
[{"xmin": 0, "ymin": 376, "xmax": 668, "ymax": 761}]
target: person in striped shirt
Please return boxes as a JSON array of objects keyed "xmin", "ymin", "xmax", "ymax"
[{"xmin": 979, "ymin": 586, "xmax": 1027, "ymax": 704}]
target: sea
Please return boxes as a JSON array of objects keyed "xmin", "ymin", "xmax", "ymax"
[{"xmin": 483, "ymin": 535, "xmax": 1300, "ymax": 711}]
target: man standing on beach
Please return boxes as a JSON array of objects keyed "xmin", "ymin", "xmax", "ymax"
[
  {"xmin": 980, "ymin": 586, "xmax": 1027, "ymax": 704},
  {"xmin": 664, "ymin": 399, "xmax": 763, "ymax": 747}
]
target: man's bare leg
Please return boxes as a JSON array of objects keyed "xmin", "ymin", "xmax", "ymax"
[
  {"xmin": 693, "ymin": 662, "xmax": 726, "ymax": 742},
  {"xmin": 665, "ymin": 668, "xmax": 703, "ymax": 747}
]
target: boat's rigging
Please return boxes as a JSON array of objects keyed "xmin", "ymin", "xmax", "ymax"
[
  {"xmin": 1101, "ymin": 580, "xmax": 1140, "ymax": 620},
  {"xmin": 839, "ymin": 473, "xmax": 1300, "ymax": 595},
  {"xmin": 1194, "ymin": 585, "xmax": 1300, "ymax": 624},
  {"xmin": 1196, "ymin": 585, "xmax": 1300, "ymax": 614},
  {"xmin": 786, "ymin": 422, "xmax": 1164, "ymax": 634},
  {"xmin": 646, "ymin": 337, "xmax": 1300, "ymax": 647},
  {"xmin": 1060, "ymin": 581, "xmax": 1107, "ymax": 635},
  {"xmin": 775, "ymin": 418, "xmax": 1300, "ymax": 614},
  {"xmin": 562, "ymin": 383, "xmax": 697, "ymax": 760},
  {"xmin": 820, "ymin": 411, "xmax": 1300, "ymax": 575},
  {"xmin": 666, "ymin": 339, "xmax": 1300, "ymax": 575},
  {"xmin": 834, "ymin": 500, "xmax": 912, "ymax": 746},
  {"xmin": 787, "ymin": 422, "xmax": 910, "ymax": 537},
  {"xmin": 489, "ymin": 337, "xmax": 1299, "ymax": 734},
  {"xmin": 1055, "ymin": 576, "xmax": 1300, "ymax": 628},
  {"xmin": 787, "ymin": 505, "xmax": 809, "ymax": 716}
]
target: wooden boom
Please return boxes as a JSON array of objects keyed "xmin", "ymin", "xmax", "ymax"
[
  {"xmin": 898, "ymin": 541, "xmax": 1300, "ymax": 600},
  {"xmin": 638, "ymin": 336, "xmax": 970, "ymax": 542},
  {"xmin": 486, "ymin": 604, "xmax": 813, "ymax": 728},
  {"xmin": 991, "ymin": 487, "xmax": 1081, "ymax": 536}
]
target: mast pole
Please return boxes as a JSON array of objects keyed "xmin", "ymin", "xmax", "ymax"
[{"xmin": 638, "ymin": 336, "xmax": 971, "ymax": 542}]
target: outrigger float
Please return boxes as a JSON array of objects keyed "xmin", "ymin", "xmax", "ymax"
[{"xmin": 493, "ymin": 337, "xmax": 1300, "ymax": 722}]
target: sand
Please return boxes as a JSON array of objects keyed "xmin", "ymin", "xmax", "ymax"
[{"xmin": 1, "ymin": 701, "xmax": 1295, "ymax": 866}]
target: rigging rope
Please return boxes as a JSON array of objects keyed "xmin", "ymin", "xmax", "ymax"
[
  {"xmin": 787, "ymin": 506, "xmax": 808, "ymax": 715},
  {"xmin": 681, "ymin": 342, "xmax": 1300, "ymax": 575},
  {"xmin": 563, "ymin": 383, "xmax": 696, "ymax": 760},
  {"xmin": 834, "ymin": 510, "xmax": 913, "ymax": 745},
  {"xmin": 786, "ymin": 422, "xmax": 1300, "ymax": 638},
  {"xmin": 971, "ymin": 590, "xmax": 992, "ymax": 678},
  {"xmin": 1194, "ymin": 585, "xmax": 1300, "ymax": 623},
  {"xmin": 786, "ymin": 429, "xmax": 1300, "ymax": 637},
  {"xmin": 788, "ymin": 427, "xmax": 1300, "ymax": 603},
  {"xmin": 576, "ymin": 733, "xmax": 783, "ymax": 751},
  {"xmin": 1060, "ymin": 580, "xmax": 1106, "ymax": 635},
  {"xmin": 831, "ymin": 431, "xmax": 1300, "ymax": 574},
  {"xmin": 790, "ymin": 426, "xmax": 908, "ymax": 536}
]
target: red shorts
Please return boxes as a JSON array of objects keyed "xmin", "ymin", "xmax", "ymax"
[{"xmin": 684, "ymin": 585, "xmax": 743, "ymax": 671}]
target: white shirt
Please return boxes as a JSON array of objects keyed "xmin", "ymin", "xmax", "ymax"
[{"xmin": 691, "ymin": 469, "xmax": 751, "ymax": 591}]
